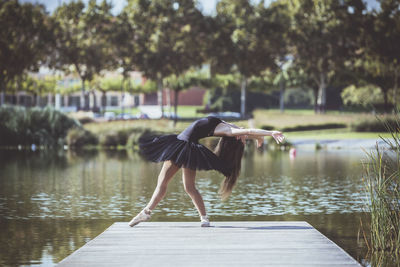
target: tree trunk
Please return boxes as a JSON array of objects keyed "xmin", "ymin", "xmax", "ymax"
[
  {"xmin": 316, "ymin": 73, "xmax": 327, "ymax": 113},
  {"xmin": 174, "ymin": 89, "xmax": 179, "ymax": 126},
  {"xmin": 120, "ymin": 77, "xmax": 126, "ymax": 115},
  {"xmin": 47, "ymin": 93, "xmax": 52, "ymax": 107},
  {"xmin": 157, "ymin": 74, "xmax": 164, "ymax": 118},
  {"xmin": 80, "ymin": 79, "xmax": 85, "ymax": 111},
  {"xmin": 394, "ymin": 66, "xmax": 398, "ymax": 111},
  {"xmin": 0, "ymin": 92, "xmax": 4, "ymax": 106},
  {"xmin": 0, "ymin": 80, "xmax": 6, "ymax": 106},
  {"xmin": 101, "ymin": 91, "xmax": 107, "ymax": 114},
  {"xmin": 167, "ymin": 87, "xmax": 172, "ymax": 117},
  {"xmin": 92, "ymin": 91, "xmax": 97, "ymax": 111},
  {"xmin": 33, "ymin": 93, "xmax": 37, "ymax": 107},
  {"xmin": 279, "ymin": 76, "xmax": 285, "ymax": 113},
  {"xmin": 313, "ymin": 86, "xmax": 318, "ymax": 113},
  {"xmin": 383, "ymin": 89, "xmax": 389, "ymax": 113},
  {"xmin": 240, "ymin": 76, "xmax": 247, "ymax": 118}
]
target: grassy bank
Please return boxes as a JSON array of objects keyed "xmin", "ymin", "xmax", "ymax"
[
  {"xmin": 106, "ymin": 105, "xmax": 203, "ymax": 117},
  {"xmin": 0, "ymin": 106, "xmax": 393, "ymax": 150},
  {"xmin": 82, "ymin": 109, "xmax": 392, "ymax": 144},
  {"xmin": 285, "ymin": 129, "xmax": 393, "ymax": 140},
  {"xmin": 252, "ymin": 109, "xmax": 380, "ymax": 129}
]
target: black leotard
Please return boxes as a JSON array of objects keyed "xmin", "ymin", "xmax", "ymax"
[
  {"xmin": 138, "ymin": 116, "xmax": 230, "ymax": 176},
  {"xmin": 177, "ymin": 116, "xmax": 222, "ymax": 142}
]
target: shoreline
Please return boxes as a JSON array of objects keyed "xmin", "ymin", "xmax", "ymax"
[{"xmin": 288, "ymin": 138, "xmax": 390, "ymax": 150}]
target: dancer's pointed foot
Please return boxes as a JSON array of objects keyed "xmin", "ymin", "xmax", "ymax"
[{"xmin": 128, "ymin": 208, "xmax": 151, "ymax": 227}]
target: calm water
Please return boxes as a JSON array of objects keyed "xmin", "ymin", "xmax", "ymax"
[{"xmin": 0, "ymin": 147, "xmax": 396, "ymax": 266}]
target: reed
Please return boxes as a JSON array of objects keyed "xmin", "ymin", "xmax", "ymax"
[{"xmin": 362, "ymin": 114, "xmax": 400, "ymax": 253}]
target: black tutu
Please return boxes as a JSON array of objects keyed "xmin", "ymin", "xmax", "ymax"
[{"xmin": 138, "ymin": 133, "xmax": 231, "ymax": 177}]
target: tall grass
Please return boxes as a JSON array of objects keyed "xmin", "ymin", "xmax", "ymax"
[
  {"xmin": 362, "ymin": 114, "xmax": 400, "ymax": 254},
  {"xmin": 0, "ymin": 105, "xmax": 80, "ymax": 147}
]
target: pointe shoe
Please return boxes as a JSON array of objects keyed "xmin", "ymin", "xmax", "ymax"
[
  {"xmin": 200, "ymin": 215, "xmax": 210, "ymax": 227},
  {"xmin": 128, "ymin": 208, "xmax": 151, "ymax": 227}
]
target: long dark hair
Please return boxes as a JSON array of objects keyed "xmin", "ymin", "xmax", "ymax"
[{"xmin": 214, "ymin": 136, "xmax": 245, "ymax": 200}]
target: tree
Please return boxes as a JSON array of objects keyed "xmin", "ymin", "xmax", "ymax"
[
  {"xmin": 208, "ymin": 0, "xmax": 290, "ymax": 117},
  {"xmin": 359, "ymin": 0, "xmax": 400, "ymax": 112},
  {"xmin": 165, "ymin": 70, "xmax": 208, "ymax": 124},
  {"xmin": 289, "ymin": 0, "xmax": 366, "ymax": 113},
  {"xmin": 109, "ymin": 11, "xmax": 138, "ymax": 114},
  {"xmin": 0, "ymin": 1, "xmax": 53, "ymax": 105},
  {"xmin": 341, "ymin": 84, "xmax": 384, "ymax": 109},
  {"xmin": 351, "ymin": 58, "xmax": 395, "ymax": 112},
  {"xmin": 52, "ymin": 0, "xmax": 114, "ymax": 110},
  {"xmin": 125, "ymin": 0, "xmax": 208, "ymax": 118}
]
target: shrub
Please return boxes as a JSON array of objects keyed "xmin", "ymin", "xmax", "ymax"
[
  {"xmin": 260, "ymin": 125, "xmax": 274, "ymax": 131},
  {"xmin": 281, "ymin": 123, "xmax": 347, "ymax": 132},
  {"xmin": 78, "ymin": 116, "xmax": 95, "ymax": 124},
  {"xmin": 115, "ymin": 128, "xmax": 133, "ymax": 146},
  {"xmin": 66, "ymin": 128, "xmax": 98, "ymax": 148},
  {"xmin": 352, "ymin": 117, "xmax": 398, "ymax": 132},
  {"xmin": 0, "ymin": 105, "xmax": 79, "ymax": 147},
  {"xmin": 99, "ymin": 131, "xmax": 120, "ymax": 147}
]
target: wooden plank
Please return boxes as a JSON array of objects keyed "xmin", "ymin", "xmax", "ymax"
[{"xmin": 57, "ymin": 221, "xmax": 361, "ymax": 267}]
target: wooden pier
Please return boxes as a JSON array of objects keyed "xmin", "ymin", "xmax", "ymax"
[{"xmin": 57, "ymin": 221, "xmax": 361, "ymax": 266}]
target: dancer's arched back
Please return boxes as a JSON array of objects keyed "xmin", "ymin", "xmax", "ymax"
[{"xmin": 129, "ymin": 116, "xmax": 284, "ymax": 227}]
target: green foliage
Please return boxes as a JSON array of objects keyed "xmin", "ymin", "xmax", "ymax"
[
  {"xmin": 129, "ymin": 79, "xmax": 158, "ymax": 93},
  {"xmin": 126, "ymin": 128, "xmax": 153, "ymax": 148},
  {"xmin": 211, "ymin": 0, "xmax": 290, "ymax": 77},
  {"xmin": 66, "ymin": 128, "xmax": 98, "ymax": 148},
  {"xmin": 205, "ymin": 74, "xmax": 279, "ymax": 112},
  {"xmin": 125, "ymin": 0, "xmax": 207, "ymax": 80},
  {"xmin": 289, "ymin": 0, "xmax": 366, "ymax": 112},
  {"xmin": 210, "ymin": 0, "xmax": 291, "ymax": 116},
  {"xmin": 359, "ymin": 0, "xmax": 400, "ymax": 112},
  {"xmin": 341, "ymin": 84, "xmax": 384, "ymax": 107},
  {"xmin": 352, "ymin": 117, "xmax": 398, "ymax": 132},
  {"xmin": 99, "ymin": 131, "xmax": 121, "ymax": 147},
  {"xmin": 52, "ymin": 0, "xmax": 115, "ymax": 109},
  {"xmin": 98, "ymin": 127, "xmax": 155, "ymax": 148},
  {"xmin": 94, "ymin": 76, "xmax": 123, "ymax": 92},
  {"xmin": 362, "ymin": 113, "xmax": 400, "ymax": 253},
  {"xmin": 284, "ymin": 88, "xmax": 314, "ymax": 108},
  {"xmin": 0, "ymin": 105, "xmax": 80, "ymax": 147},
  {"xmin": 0, "ymin": 0, "xmax": 53, "ymax": 101}
]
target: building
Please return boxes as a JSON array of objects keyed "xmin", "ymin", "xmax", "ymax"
[{"xmin": 2, "ymin": 71, "xmax": 206, "ymax": 112}]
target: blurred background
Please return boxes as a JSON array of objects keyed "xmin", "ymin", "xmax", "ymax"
[{"xmin": 0, "ymin": 0, "xmax": 399, "ymax": 266}]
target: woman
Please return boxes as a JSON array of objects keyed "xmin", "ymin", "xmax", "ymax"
[{"xmin": 128, "ymin": 116, "xmax": 285, "ymax": 227}]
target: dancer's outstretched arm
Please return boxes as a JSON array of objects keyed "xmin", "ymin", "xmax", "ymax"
[{"xmin": 214, "ymin": 121, "xmax": 285, "ymax": 147}]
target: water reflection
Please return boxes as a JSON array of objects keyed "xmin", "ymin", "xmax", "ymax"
[
  {"xmin": 0, "ymin": 149, "xmax": 367, "ymax": 219},
  {"xmin": 0, "ymin": 149, "xmax": 394, "ymax": 266}
]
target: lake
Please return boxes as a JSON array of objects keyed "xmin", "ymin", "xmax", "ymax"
[{"xmin": 0, "ymin": 147, "xmax": 396, "ymax": 266}]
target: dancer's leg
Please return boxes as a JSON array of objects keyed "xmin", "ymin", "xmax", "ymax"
[
  {"xmin": 182, "ymin": 168, "xmax": 207, "ymax": 216},
  {"xmin": 145, "ymin": 160, "xmax": 180, "ymax": 211}
]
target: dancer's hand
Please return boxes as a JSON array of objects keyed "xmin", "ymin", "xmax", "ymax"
[
  {"xmin": 272, "ymin": 131, "xmax": 285, "ymax": 144},
  {"xmin": 236, "ymin": 134, "xmax": 247, "ymax": 145},
  {"xmin": 255, "ymin": 136, "xmax": 264, "ymax": 148}
]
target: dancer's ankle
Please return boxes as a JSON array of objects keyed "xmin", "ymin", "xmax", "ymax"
[{"xmin": 143, "ymin": 207, "xmax": 152, "ymax": 215}]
